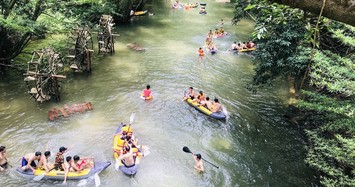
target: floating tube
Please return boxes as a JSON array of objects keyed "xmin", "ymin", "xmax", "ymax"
[
  {"xmin": 140, "ymin": 93, "xmax": 153, "ymax": 100},
  {"xmin": 185, "ymin": 98, "xmax": 226, "ymax": 120},
  {"xmin": 16, "ymin": 162, "xmax": 111, "ymax": 181}
]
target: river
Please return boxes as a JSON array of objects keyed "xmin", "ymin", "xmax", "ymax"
[{"xmin": 0, "ymin": 0, "xmax": 317, "ymax": 186}]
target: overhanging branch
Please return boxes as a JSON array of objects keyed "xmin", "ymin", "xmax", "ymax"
[{"xmin": 269, "ymin": 0, "xmax": 355, "ymax": 26}]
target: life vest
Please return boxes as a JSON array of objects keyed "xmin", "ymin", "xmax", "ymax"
[
  {"xmin": 113, "ymin": 135, "xmax": 126, "ymax": 151},
  {"xmin": 197, "ymin": 93, "xmax": 205, "ymax": 101},
  {"xmin": 198, "ymin": 49, "xmax": 204, "ymax": 56}
]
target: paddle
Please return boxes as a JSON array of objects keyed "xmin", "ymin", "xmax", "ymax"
[
  {"xmin": 94, "ymin": 173, "xmax": 100, "ymax": 187},
  {"xmin": 115, "ymin": 112, "xmax": 136, "ymax": 170},
  {"xmin": 182, "ymin": 146, "xmax": 219, "ymax": 169},
  {"xmin": 33, "ymin": 167, "xmax": 56, "ymax": 181}
]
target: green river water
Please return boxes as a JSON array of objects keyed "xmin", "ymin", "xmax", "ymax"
[{"xmin": 0, "ymin": 0, "xmax": 318, "ymax": 186}]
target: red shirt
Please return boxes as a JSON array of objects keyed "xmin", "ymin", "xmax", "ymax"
[{"xmin": 143, "ymin": 89, "xmax": 151, "ymax": 97}]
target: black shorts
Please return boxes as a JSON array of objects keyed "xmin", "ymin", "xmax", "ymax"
[{"xmin": 0, "ymin": 162, "xmax": 8, "ymax": 169}]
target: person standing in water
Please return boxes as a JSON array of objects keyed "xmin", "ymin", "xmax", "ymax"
[
  {"xmin": 192, "ymin": 153, "xmax": 204, "ymax": 172},
  {"xmin": 0, "ymin": 146, "xmax": 8, "ymax": 171},
  {"xmin": 198, "ymin": 47, "xmax": 204, "ymax": 62}
]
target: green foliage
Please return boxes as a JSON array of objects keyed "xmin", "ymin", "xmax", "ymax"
[
  {"xmin": 298, "ymin": 90, "xmax": 355, "ymax": 186},
  {"xmin": 329, "ymin": 21, "xmax": 355, "ymax": 48},
  {"xmin": 233, "ymin": 1, "xmax": 308, "ymax": 84},
  {"xmin": 310, "ymin": 51, "xmax": 355, "ymax": 97},
  {"xmin": 233, "ymin": 0, "xmax": 355, "ymax": 185}
]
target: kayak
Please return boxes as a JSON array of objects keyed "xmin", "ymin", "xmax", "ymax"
[
  {"xmin": 184, "ymin": 3, "xmax": 198, "ymax": 8},
  {"xmin": 213, "ymin": 32, "xmax": 228, "ymax": 38},
  {"xmin": 140, "ymin": 93, "xmax": 153, "ymax": 100},
  {"xmin": 238, "ymin": 47, "xmax": 256, "ymax": 52},
  {"xmin": 134, "ymin": 10, "xmax": 148, "ymax": 16},
  {"xmin": 113, "ymin": 123, "xmax": 142, "ymax": 176},
  {"xmin": 16, "ymin": 162, "xmax": 111, "ymax": 180},
  {"xmin": 185, "ymin": 98, "xmax": 226, "ymax": 120}
]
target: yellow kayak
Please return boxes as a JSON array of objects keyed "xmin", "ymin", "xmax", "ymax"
[
  {"xmin": 185, "ymin": 98, "xmax": 226, "ymax": 120},
  {"xmin": 238, "ymin": 47, "xmax": 256, "ymax": 52},
  {"xmin": 113, "ymin": 123, "xmax": 143, "ymax": 175},
  {"xmin": 17, "ymin": 162, "xmax": 111, "ymax": 180}
]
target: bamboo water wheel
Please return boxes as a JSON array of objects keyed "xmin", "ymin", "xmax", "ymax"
[
  {"xmin": 23, "ymin": 48, "xmax": 66, "ymax": 102},
  {"xmin": 98, "ymin": 15, "xmax": 116, "ymax": 54},
  {"xmin": 67, "ymin": 27, "xmax": 94, "ymax": 72}
]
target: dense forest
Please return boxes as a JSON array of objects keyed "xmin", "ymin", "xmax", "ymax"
[
  {"xmin": 1, "ymin": 0, "xmax": 354, "ymax": 186},
  {"xmin": 233, "ymin": 0, "xmax": 354, "ymax": 186}
]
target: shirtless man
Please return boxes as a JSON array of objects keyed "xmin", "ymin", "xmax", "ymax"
[
  {"xmin": 200, "ymin": 97, "xmax": 213, "ymax": 110},
  {"xmin": 37, "ymin": 151, "xmax": 52, "ymax": 172},
  {"xmin": 63, "ymin": 156, "xmax": 73, "ymax": 184},
  {"xmin": 0, "ymin": 146, "xmax": 8, "ymax": 171},
  {"xmin": 193, "ymin": 153, "xmax": 204, "ymax": 172},
  {"xmin": 212, "ymin": 98, "xmax": 222, "ymax": 113},
  {"xmin": 21, "ymin": 151, "xmax": 42, "ymax": 173},
  {"xmin": 183, "ymin": 87, "xmax": 196, "ymax": 101},
  {"xmin": 230, "ymin": 42, "xmax": 238, "ymax": 50},
  {"xmin": 118, "ymin": 146, "xmax": 135, "ymax": 167}
]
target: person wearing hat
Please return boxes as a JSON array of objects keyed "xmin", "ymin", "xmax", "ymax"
[
  {"xmin": 192, "ymin": 153, "xmax": 204, "ymax": 172},
  {"xmin": 54, "ymin": 147, "xmax": 68, "ymax": 171}
]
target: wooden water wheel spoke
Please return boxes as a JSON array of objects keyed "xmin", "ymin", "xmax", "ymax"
[
  {"xmin": 67, "ymin": 26, "xmax": 93, "ymax": 72},
  {"xmin": 24, "ymin": 48, "xmax": 65, "ymax": 102},
  {"xmin": 98, "ymin": 15, "xmax": 116, "ymax": 54}
]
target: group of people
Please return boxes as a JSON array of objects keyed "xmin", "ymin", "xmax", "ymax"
[
  {"xmin": 19, "ymin": 146, "xmax": 93, "ymax": 183},
  {"xmin": 230, "ymin": 41, "xmax": 256, "ymax": 51},
  {"xmin": 199, "ymin": 26, "xmax": 226, "ymax": 57},
  {"xmin": 183, "ymin": 87, "xmax": 223, "ymax": 113},
  {"xmin": 113, "ymin": 124, "xmax": 145, "ymax": 168}
]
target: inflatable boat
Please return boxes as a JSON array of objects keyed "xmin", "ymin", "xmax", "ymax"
[
  {"xmin": 16, "ymin": 161, "xmax": 111, "ymax": 180},
  {"xmin": 113, "ymin": 123, "xmax": 143, "ymax": 176},
  {"xmin": 237, "ymin": 47, "xmax": 256, "ymax": 52},
  {"xmin": 185, "ymin": 98, "xmax": 226, "ymax": 120}
]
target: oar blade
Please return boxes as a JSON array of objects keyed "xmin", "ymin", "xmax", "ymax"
[
  {"xmin": 33, "ymin": 173, "xmax": 45, "ymax": 181},
  {"xmin": 94, "ymin": 173, "xmax": 101, "ymax": 187},
  {"xmin": 182, "ymin": 146, "xmax": 192, "ymax": 153},
  {"xmin": 129, "ymin": 112, "xmax": 136, "ymax": 124},
  {"xmin": 114, "ymin": 158, "xmax": 120, "ymax": 171}
]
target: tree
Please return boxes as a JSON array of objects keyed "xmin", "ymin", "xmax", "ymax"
[
  {"xmin": 0, "ymin": 0, "xmax": 47, "ymax": 65},
  {"xmin": 233, "ymin": 0, "xmax": 355, "ymax": 185}
]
